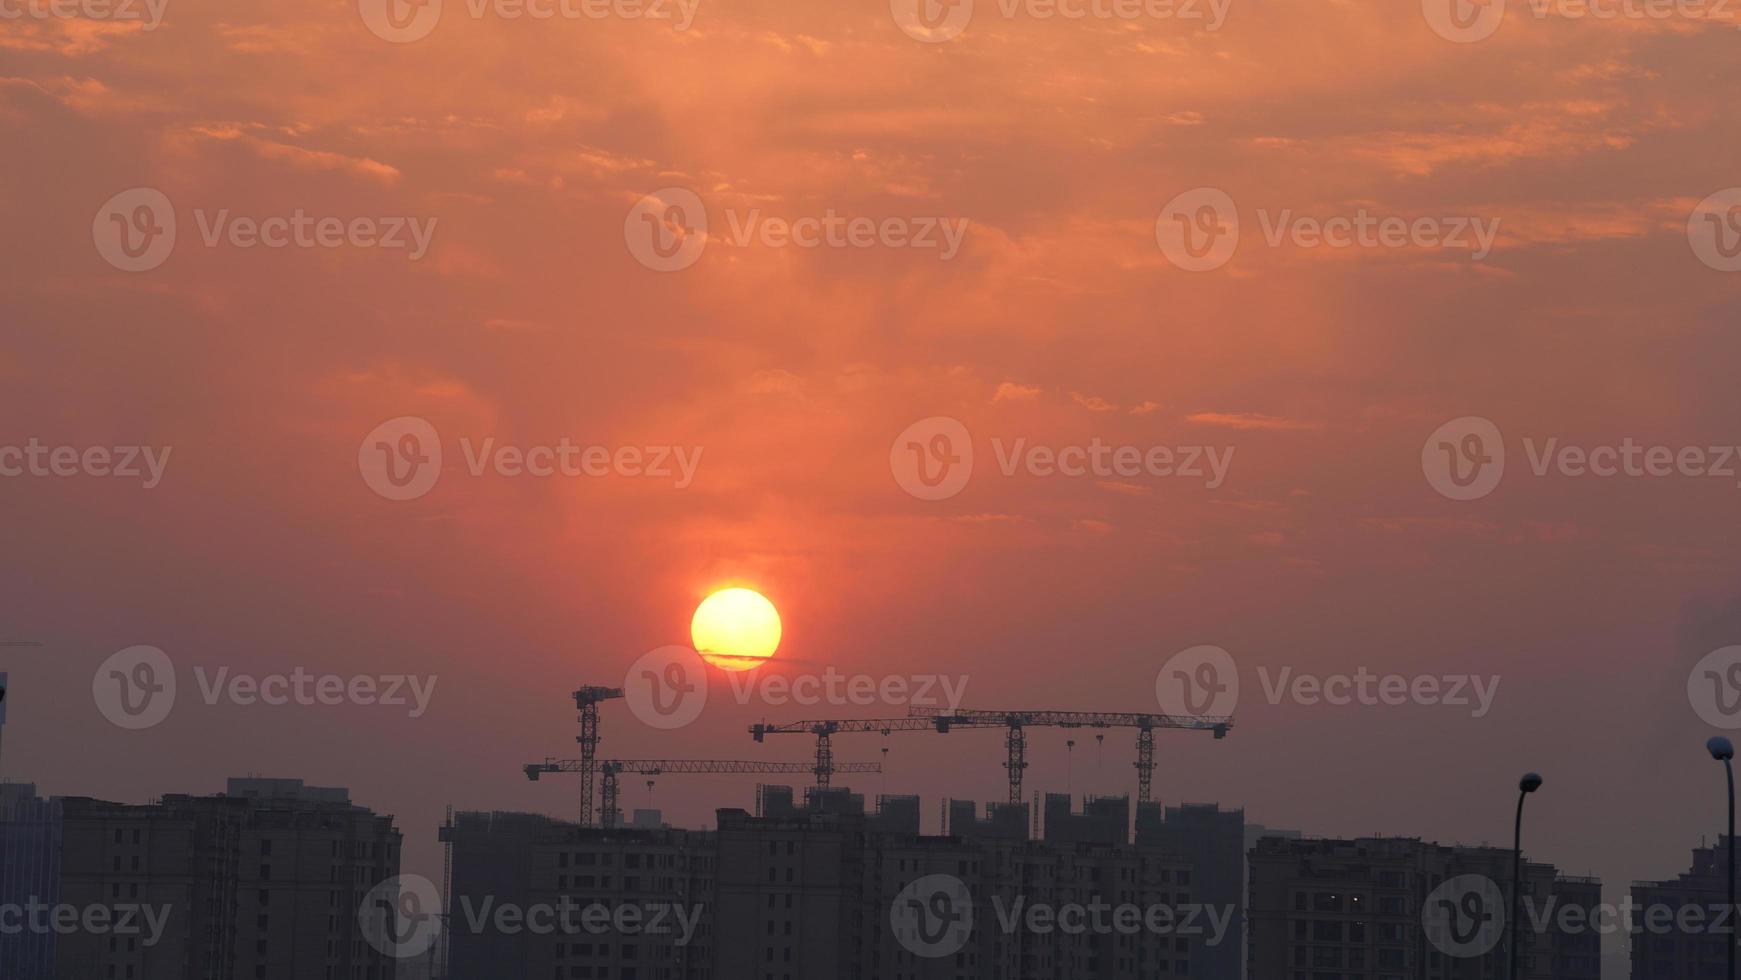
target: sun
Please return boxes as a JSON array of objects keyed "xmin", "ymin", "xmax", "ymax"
[{"xmin": 691, "ymin": 587, "xmax": 782, "ymax": 671}]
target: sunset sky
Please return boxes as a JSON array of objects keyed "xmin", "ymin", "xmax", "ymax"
[{"xmin": 3, "ymin": 0, "xmax": 1740, "ymax": 972}]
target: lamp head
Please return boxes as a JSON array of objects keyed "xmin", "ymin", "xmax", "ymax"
[
  {"xmin": 1708, "ymin": 736, "xmax": 1735, "ymax": 761},
  {"xmin": 1518, "ymin": 772, "xmax": 1543, "ymax": 793}
]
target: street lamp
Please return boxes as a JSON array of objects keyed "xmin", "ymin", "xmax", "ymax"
[
  {"xmin": 1509, "ymin": 772, "xmax": 1542, "ymax": 980},
  {"xmin": 1710, "ymin": 736, "xmax": 1735, "ymax": 980}
]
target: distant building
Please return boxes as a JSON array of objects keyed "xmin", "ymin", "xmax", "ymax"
[
  {"xmin": 1137, "ymin": 802, "xmax": 1245, "ymax": 980},
  {"xmin": 942, "ymin": 799, "xmax": 1029, "ymax": 840},
  {"xmin": 443, "ymin": 810, "xmax": 715, "ymax": 980},
  {"xmin": 1248, "ymin": 835, "xmax": 1600, "ymax": 980},
  {"xmin": 450, "ymin": 787, "xmax": 1206, "ymax": 980},
  {"xmin": 1631, "ymin": 836, "xmax": 1737, "ymax": 979},
  {"xmin": 714, "ymin": 807, "xmax": 863, "ymax": 979},
  {"xmin": 1042, "ymin": 793, "xmax": 1129, "ymax": 846},
  {"xmin": 55, "ymin": 778, "xmax": 401, "ymax": 980},
  {"xmin": 720, "ymin": 802, "xmax": 1201, "ymax": 980},
  {"xmin": 0, "ymin": 781, "xmax": 62, "ymax": 980}
]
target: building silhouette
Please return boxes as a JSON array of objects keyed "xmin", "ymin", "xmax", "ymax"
[
  {"xmin": 446, "ymin": 786, "xmax": 1209, "ymax": 980},
  {"xmin": 51, "ymin": 778, "xmax": 401, "ymax": 980},
  {"xmin": 0, "ymin": 781, "xmax": 62, "ymax": 979},
  {"xmin": 1248, "ymin": 835, "xmax": 1601, "ymax": 979},
  {"xmin": 1137, "ymin": 802, "xmax": 1246, "ymax": 980},
  {"xmin": 1630, "ymin": 835, "xmax": 1740, "ymax": 979},
  {"xmin": 442, "ymin": 809, "xmax": 716, "ymax": 980}
]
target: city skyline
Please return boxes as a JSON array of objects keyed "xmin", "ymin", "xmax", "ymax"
[{"xmin": 5, "ymin": 0, "xmax": 1741, "ymax": 975}]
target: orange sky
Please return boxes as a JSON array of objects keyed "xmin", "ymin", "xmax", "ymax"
[{"xmin": 3, "ymin": 1, "xmax": 1740, "ymax": 971}]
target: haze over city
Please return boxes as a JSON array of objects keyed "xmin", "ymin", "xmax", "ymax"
[{"xmin": 3, "ymin": 0, "xmax": 1741, "ymax": 975}]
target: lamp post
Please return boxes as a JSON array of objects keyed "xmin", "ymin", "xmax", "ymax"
[
  {"xmin": 1711, "ymin": 736, "xmax": 1736, "ymax": 980},
  {"xmin": 1509, "ymin": 772, "xmax": 1542, "ymax": 980}
]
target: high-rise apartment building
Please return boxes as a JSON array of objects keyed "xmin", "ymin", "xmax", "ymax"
[
  {"xmin": 1248, "ymin": 836, "xmax": 1600, "ymax": 980},
  {"xmin": 55, "ymin": 778, "xmax": 401, "ymax": 980}
]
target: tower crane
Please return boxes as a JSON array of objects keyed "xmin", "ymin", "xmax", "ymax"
[
  {"xmin": 570, "ymin": 686, "xmax": 625, "ymax": 827},
  {"xmin": 524, "ymin": 758, "xmax": 883, "ymax": 829},
  {"xmin": 749, "ymin": 708, "xmax": 1230, "ymax": 805},
  {"xmin": 750, "ymin": 716, "xmax": 960, "ymax": 790},
  {"xmin": 905, "ymin": 706, "xmax": 1231, "ymax": 804}
]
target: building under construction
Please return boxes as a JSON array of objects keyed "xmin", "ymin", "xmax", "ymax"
[{"xmin": 441, "ymin": 784, "xmax": 1239, "ymax": 980}]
